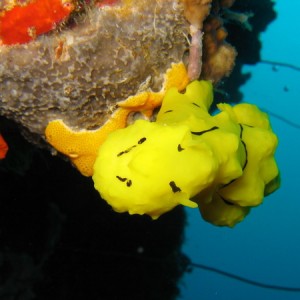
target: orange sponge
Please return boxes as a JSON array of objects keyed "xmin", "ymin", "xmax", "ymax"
[{"xmin": 0, "ymin": 0, "xmax": 74, "ymax": 45}]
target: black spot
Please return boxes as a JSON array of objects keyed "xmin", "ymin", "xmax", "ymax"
[
  {"xmin": 191, "ymin": 126, "xmax": 219, "ymax": 136},
  {"xmin": 192, "ymin": 102, "xmax": 200, "ymax": 108},
  {"xmin": 126, "ymin": 180, "xmax": 132, "ymax": 187},
  {"xmin": 117, "ymin": 151, "xmax": 126, "ymax": 157},
  {"xmin": 177, "ymin": 144, "xmax": 185, "ymax": 152},
  {"xmin": 117, "ymin": 145, "xmax": 137, "ymax": 157},
  {"xmin": 169, "ymin": 181, "xmax": 181, "ymax": 193},
  {"xmin": 164, "ymin": 110, "xmax": 173, "ymax": 113},
  {"xmin": 116, "ymin": 176, "xmax": 127, "ymax": 182},
  {"xmin": 138, "ymin": 137, "xmax": 146, "ymax": 144}
]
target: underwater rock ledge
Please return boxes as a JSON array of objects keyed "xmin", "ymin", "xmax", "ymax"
[
  {"xmin": 0, "ymin": 0, "xmax": 240, "ymax": 146},
  {"xmin": 0, "ymin": 1, "xmax": 190, "ymax": 137}
]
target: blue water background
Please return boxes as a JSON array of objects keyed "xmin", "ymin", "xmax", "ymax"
[{"xmin": 181, "ymin": 1, "xmax": 300, "ymax": 299}]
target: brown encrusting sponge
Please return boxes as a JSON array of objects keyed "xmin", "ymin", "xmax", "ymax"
[
  {"xmin": 1, "ymin": 0, "xmax": 191, "ymax": 137},
  {"xmin": 0, "ymin": 0, "xmax": 240, "ymax": 170}
]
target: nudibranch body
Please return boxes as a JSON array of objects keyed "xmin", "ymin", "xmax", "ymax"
[
  {"xmin": 93, "ymin": 80, "xmax": 279, "ymax": 226},
  {"xmin": 93, "ymin": 119, "xmax": 217, "ymax": 219}
]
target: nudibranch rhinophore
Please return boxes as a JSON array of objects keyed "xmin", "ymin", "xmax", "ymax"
[{"xmin": 92, "ymin": 80, "xmax": 280, "ymax": 226}]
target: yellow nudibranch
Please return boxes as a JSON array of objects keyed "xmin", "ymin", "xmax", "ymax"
[{"xmin": 93, "ymin": 80, "xmax": 280, "ymax": 226}]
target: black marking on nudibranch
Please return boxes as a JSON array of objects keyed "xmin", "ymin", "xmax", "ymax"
[
  {"xmin": 164, "ymin": 110, "xmax": 173, "ymax": 113},
  {"xmin": 220, "ymin": 196, "xmax": 235, "ymax": 206},
  {"xmin": 239, "ymin": 124, "xmax": 248, "ymax": 170},
  {"xmin": 191, "ymin": 126, "xmax": 219, "ymax": 136},
  {"xmin": 177, "ymin": 144, "xmax": 185, "ymax": 152},
  {"xmin": 169, "ymin": 181, "xmax": 181, "ymax": 193},
  {"xmin": 117, "ymin": 145, "xmax": 137, "ymax": 156},
  {"xmin": 138, "ymin": 137, "xmax": 147, "ymax": 144},
  {"xmin": 221, "ymin": 178, "xmax": 237, "ymax": 188},
  {"xmin": 192, "ymin": 102, "xmax": 200, "ymax": 108},
  {"xmin": 116, "ymin": 176, "xmax": 127, "ymax": 182},
  {"xmin": 116, "ymin": 176, "xmax": 132, "ymax": 187},
  {"xmin": 241, "ymin": 140, "xmax": 248, "ymax": 170},
  {"xmin": 239, "ymin": 123, "xmax": 244, "ymax": 139}
]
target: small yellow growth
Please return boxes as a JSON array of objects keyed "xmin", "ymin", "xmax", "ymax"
[
  {"xmin": 45, "ymin": 62, "xmax": 189, "ymax": 176},
  {"xmin": 117, "ymin": 62, "xmax": 189, "ymax": 111},
  {"xmin": 93, "ymin": 80, "xmax": 279, "ymax": 225}
]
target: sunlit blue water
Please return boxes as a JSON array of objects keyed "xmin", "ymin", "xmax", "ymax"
[{"xmin": 181, "ymin": 1, "xmax": 300, "ymax": 299}]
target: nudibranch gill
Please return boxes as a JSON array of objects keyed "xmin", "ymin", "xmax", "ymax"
[{"xmin": 92, "ymin": 80, "xmax": 280, "ymax": 226}]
